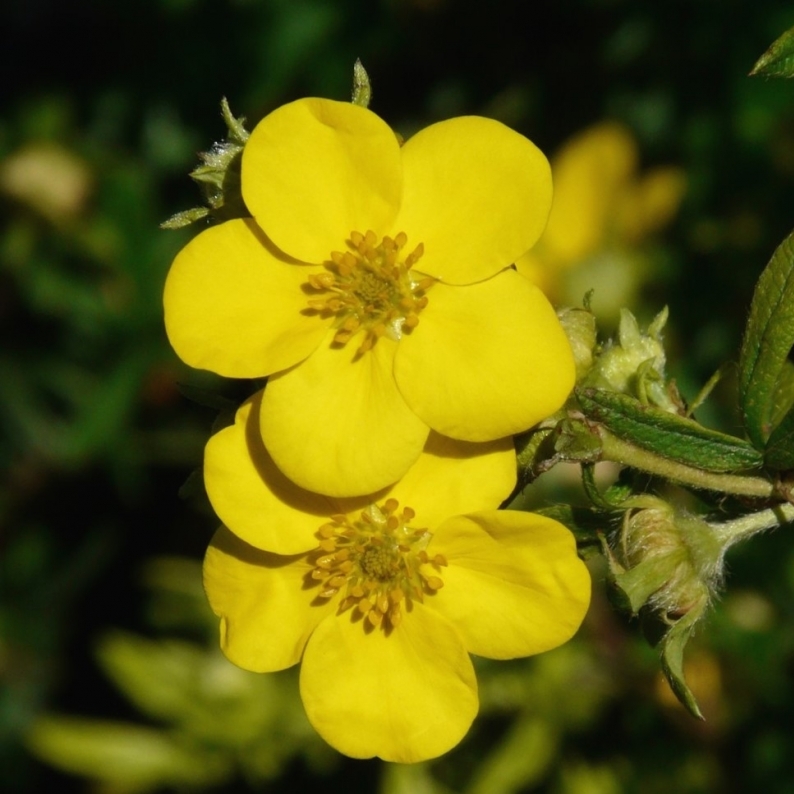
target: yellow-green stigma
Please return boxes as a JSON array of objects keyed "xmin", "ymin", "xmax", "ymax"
[
  {"xmin": 308, "ymin": 498, "xmax": 447, "ymax": 631},
  {"xmin": 306, "ymin": 230, "xmax": 433, "ymax": 355}
]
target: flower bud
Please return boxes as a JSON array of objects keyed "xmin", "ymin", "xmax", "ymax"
[
  {"xmin": 585, "ymin": 308, "xmax": 680, "ymax": 413},
  {"xmin": 609, "ymin": 496, "xmax": 724, "ymax": 620}
]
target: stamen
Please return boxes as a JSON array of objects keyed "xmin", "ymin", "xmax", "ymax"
[
  {"xmin": 304, "ymin": 230, "xmax": 433, "ymax": 353},
  {"xmin": 306, "ymin": 499, "xmax": 444, "ymax": 633}
]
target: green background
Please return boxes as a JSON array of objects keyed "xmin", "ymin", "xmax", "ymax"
[{"xmin": 3, "ymin": 1, "xmax": 794, "ymax": 791}]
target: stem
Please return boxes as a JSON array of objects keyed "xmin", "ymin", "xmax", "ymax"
[
  {"xmin": 597, "ymin": 429, "xmax": 775, "ymax": 499},
  {"xmin": 710, "ymin": 502, "xmax": 794, "ymax": 547}
]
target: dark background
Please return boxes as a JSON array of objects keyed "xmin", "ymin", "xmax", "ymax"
[{"xmin": 3, "ymin": 1, "xmax": 794, "ymax": 791}]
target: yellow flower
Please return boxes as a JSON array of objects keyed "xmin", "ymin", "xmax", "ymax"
[
  {"xmin": 164, "ymin": 98, "xmax": 574, "ymax": 497},
  {"xmin": 516, "ymin": 122, "xmax": 686, "ymax": 304},
  {"xmin": 202, "ymin": 392, "xmax": 591, "ymax": 763}
]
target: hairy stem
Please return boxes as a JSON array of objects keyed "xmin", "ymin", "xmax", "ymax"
[
  {"xmin": 597, "ymin": 430, "xmax": 775, "ymax": 499},
  {"xmin": 709, "ymin": 502, "xmax": 794, "ymax": 547}
]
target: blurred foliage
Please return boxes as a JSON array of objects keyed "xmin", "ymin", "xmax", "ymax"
[{"xmin": 3, "ymin": 0, "xmax": 794, "ymax": 792}]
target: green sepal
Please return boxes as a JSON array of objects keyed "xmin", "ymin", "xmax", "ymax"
[
  {"xmin": 351, "ymin": 59, "xmax": 372, "ymax": 108},
  {"xmin": 738, "ymin": 231, "xmax": 794, "ymax": 451},
  {"xmin": 162, "ymin": 97, "xmax": 251, "ymax": 229},
  {"xmin": 612, "ymin": 550, "xmax": 686, "ymax": 615},
  {"xmin": 160, "ymin": 207, "xmax": 210, "ymax": 230},
  {"xmin": 515, "ymin": 426, "xmax": 557, "ymax": 483},
  {"xmin": 658, "ymin": 604, "xmax": 707, "ymax": 719},
  {"xmin": 554, "ymin": 417, "xmax": 603, "ymax": 462},
  {"xmin": 577, "ymin": 387, "xmax": 764, "ymax": 472},
  {"xmin": 750, "ymin": 25, "xmax": 794, "ymax": 78}
]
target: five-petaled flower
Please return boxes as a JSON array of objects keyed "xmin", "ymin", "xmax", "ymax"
[
  {"xmin": 202, "ymin": 392, "xmax": 591, "ymax": 763},
  {"xmin": 164, "ymin": 98, "xmax": 575, "ymax": 497}
]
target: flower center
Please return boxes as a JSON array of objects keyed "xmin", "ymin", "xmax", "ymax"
[
  {"xmin": 308, "ymin": 498, "xmax": 447, "ymax": 631},
  {"xmin": 305, "ymin": 230, "xmax": 433, "ymax": 355}
]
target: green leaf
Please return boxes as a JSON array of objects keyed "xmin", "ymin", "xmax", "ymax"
[
  {"xmin": 762, "ymin": 361, "xmax": 794, "ymax": 469},
  {"xmin": 96, "ymin": 633, "xmax": 207, "ymax": 724},
  {"xmin": 738, "ymin": 231, "xmax": 794, "ymax": 450},
  {"xmin": 26, "ymin": 717, "xmax": 230, "ymax": 791},
  {"xmin": 576, "ymin": 387, "xmax": 764, "ymax": 472},
  {"xmin": 658, "ymin": 605, "xmax": 708, "ymax": 719},
  {"xmin": 751, "ymin": 26, "xmax": 794, "ymax": 78},
  {"xmin": 765, "ymin": 404, "xmax": 794, "ymax": 469}
]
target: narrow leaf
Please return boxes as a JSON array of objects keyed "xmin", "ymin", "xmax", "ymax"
[
  {"xmin": 658, "ymin": 605, "xmax": 707, "ymax": 719},
  {"xmin": 750, "ymin": 26, "xmax": 794, "ymax": 78},
  {"xmin": 577, "ymin": 387, "xmax": 764, "ymax": 472},
  {"xmin": 738, "ymin": 231, "xmax": 794, "ymax": 449}
]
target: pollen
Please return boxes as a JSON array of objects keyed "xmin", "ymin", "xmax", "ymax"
[
  {"xmin": 305, "ymin": 230, "xmax": 433, "ymax": 355},
  {"xmin": 306, "ymin": 500, "xmax": 446, "ymax": 632}
]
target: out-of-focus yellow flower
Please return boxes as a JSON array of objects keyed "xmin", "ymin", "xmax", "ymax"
[
  {"xmin": 516, "ymin": 122, "xmax": 686, "ymax": 309},
  {"xmin": 202, "ymin": 391, "xmax": 591, "ymax": 763},
  {"xmin": 164, "ymin": 98, "xmax": 574, "ymax": 497}
]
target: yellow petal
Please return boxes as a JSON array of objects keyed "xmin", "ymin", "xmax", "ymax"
[
  {"xmin": 396, "ymin": 116, "xmax": 552, "ymax": 284},
  {"xmin": 261, "ymin": 335, "xmax": 429, "ymax": 497},
  {"xmin": 164, "ymin": 218, "xmax": 330, "ymax": 377},
  {"xmin": 394, "ymin": 270, "xmax": 575, "ymax": 441},
  {"xmin": 204, "ymin": 391, "xmax": 341, "ymax": 554},
  {"xmin": 386, "ymin": 433, "xmax": 517, "ymax": 530},
  {"xmin": 513, "ymin": 249, "xmax": 560, "ymax": 296},
  {"xmin": 300, "ymin": 603, "xmax": 478, "ymax": 762},
  {"xmin": 616, "ymin": 166, "xmax": 686, "ymax": 242},
  {"xmin": 242, "ymin": 98, "xmax": 402, "ymax": 264},
  {"xmin": 427, "ymin": 511, "xmax": 591, "ymax": 659},
  {"xmin": 204, "ymin": 527, "xmax": 335, "ymax": 672},
  {"xmin": 542, "ymin": 122, "xmax": 637, "ymax": 263}
]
